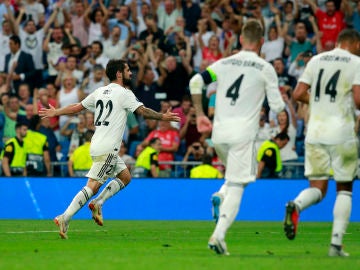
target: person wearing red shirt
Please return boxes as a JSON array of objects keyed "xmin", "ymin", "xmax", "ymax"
[
  {"xmin": 142, "ymin": 120, "xmax": 180, "ymax": 177},
  {"xmin": 306, "ymin": 0, "xmax": 348, "ymax": 50}
]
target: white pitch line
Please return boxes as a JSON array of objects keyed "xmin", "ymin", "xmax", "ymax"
[{"xmin": 4, "ymin": 229, "xmax": 108, "ymax": 234}]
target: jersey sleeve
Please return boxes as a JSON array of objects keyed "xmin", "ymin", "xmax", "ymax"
[
  {"xmin": 124, "ymin": 89, "xmax": 144, "ymax": 112},
  {"xmin": 298, "ymin": 58, "xmax": 315, "ymax": 86},
  {"xmin": 81, "ymin": 92, "xmax": 96, "ymax": 111},
  {"xmin": 263, "ymin": 65, "xmax": 285, "ymax": 113}
]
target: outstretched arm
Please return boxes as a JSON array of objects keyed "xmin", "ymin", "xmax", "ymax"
[
  {"xmin": 135, "ymin": 106, "xmax": 180, "ymax": 122},
  {"xmin": 39, "ymin": 103, "xmax": 85, "ymax": 118}
]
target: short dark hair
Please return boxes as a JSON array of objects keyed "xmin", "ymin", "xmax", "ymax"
[
  {"xmin": 337, "ymin": 28, "xmax": 360, "ymax": 44},
  {"xmin": 274, "ymin": 132, "xmax": 290, "ymax": 141},
  {"xmin": 92, "ymin": 40, "xmax": 103, "ymax": 52},
  {"xmin": 84, "ymin": 129, "xmax": 94, "ymax": 141},
  {"xmin": 15, "ymin": 122, "xmax": 28, "ymax": 129},
  {"xmin": 10, "ymin": 35, "xmax": 21, "ymax": 46},
  {"xmin": 105, "ymin": 59, "xmax": 128, "ymax": 81}
]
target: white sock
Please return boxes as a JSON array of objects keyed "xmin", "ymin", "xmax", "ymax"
[
  {"xmin": 212, "ymin": 184, "xmax": 244, "ymax": 241},
  {"xmin": 95, "ymin": 178, "xmax": 125, "ymax": 205},
  {"xmin": 294, "ymin": 187, "xmax": 322, "ymax": 212},
  {"xmin": 63, "ymin": 186, "xmax": 93, "ymax": 221},
  {"xmin": 331, "ymin": 190, "xmax": 352, "ymax": 246}
]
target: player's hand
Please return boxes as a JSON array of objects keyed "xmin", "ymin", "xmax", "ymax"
[
  {"xmin": 196, "ymin": 115, "xmax": 212, "ymax": 133},
  {"xmin": 39, "ymin": 104, "xmax": 57, "ymax": 118},
  {"xmin": 162, "ymin": 109, "xmax": 181, "ymax": 122}
]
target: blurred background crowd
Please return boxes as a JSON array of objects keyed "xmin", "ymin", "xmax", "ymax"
[{"xmin": 1, "ymin": 0, "xmax": 360, "ymax": 178}]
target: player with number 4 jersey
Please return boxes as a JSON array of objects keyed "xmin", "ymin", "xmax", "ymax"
[{"xmin": 189, "ymin": 20, "xmax": 285, "ymax": 255}]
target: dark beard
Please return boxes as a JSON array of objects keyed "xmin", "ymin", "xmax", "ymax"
[{"xmin": 123, "ymin": 77, "xmax": 132, "ymax": 88}]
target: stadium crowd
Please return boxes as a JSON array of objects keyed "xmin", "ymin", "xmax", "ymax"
[{"xmin": 1, "ymin": 0, "xmax": 360, "ymax": 177}]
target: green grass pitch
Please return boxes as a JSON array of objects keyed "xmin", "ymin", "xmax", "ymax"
[{"xmin": 0, "ymin": 220, "xmax": 359, "ymax": 270}]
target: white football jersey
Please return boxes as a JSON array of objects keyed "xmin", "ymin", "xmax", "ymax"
[
  {"xmin": 207, "ymin": 51, "xmax": 285, "ymax": 143},
  {"xmin": 299, "ymin": 48, "xmax": 360, "ymax": 144},
  {"xmin": 81, "ymin": 83, "xmax": 143, "ymax": 156}
]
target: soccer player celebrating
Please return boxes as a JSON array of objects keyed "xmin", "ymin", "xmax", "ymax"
[
  {"xmin": 40, "ymin": 59, "xmax": 180, "ymax": 239},
  {"xmin": 189, "ymin": 20, "xmax": 285, "ymax": 255},
  {"xmin": 284, "ymin": 29, "xmax": 360, "ymax": 257}
]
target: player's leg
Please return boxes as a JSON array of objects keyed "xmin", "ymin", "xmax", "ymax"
[
  {"xmin": 209, "ymin": 141, "xmax": 256, "ymax": 255},
  {"xmin": 328, "ymin": 141, "xmax": 357, "ymax": 256},
  {"xmin": 89, "ymin": 156, "xmax": 130, "ymax": 225},
  {"xmin": 211, "ymin": 144, "xmax": 229, "ymax": 222},
  {"xmin": 54, "ymin": 177, "xmax": 101, "ymax": 239},
  {"xmin": 284, "ymin": 143, "xmax": 329, "ymax": 240}
]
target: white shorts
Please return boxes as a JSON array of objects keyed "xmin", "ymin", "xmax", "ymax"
[
  {"xmin": 305, "ymin": 140, "xmax": 359, "ymax": 182},
  {"xmin": 214, "ymin": 141, "xmax": 257, "ymax": 184},
  {"xmin": 86, "ymin": 153, "xmax": 127, "ymax": 184}
]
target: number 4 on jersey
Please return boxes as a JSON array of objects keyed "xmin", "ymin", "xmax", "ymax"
[
  {"xmin": 226, "ymin": 74, "xmax": 244, "ymax": 105},
  {"xmin": 315, "ymin": 69, "xmax": 340, "ymax": 102}
]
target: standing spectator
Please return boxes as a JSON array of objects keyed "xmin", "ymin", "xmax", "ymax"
[
  {"xmin": 189, "ymin": 20, "xmax": 285, "ymax": 255},
  {"xmin": 285, "ymin": 28, "xmax": 360, "ymax": 257},
  {"xmin": 142, "ymin": 120, "xmax": 180, "ymax": 177},
  {"xmin": 257, "ymin": 132, "xmax": 289, "ymax": 178},
  {"xmin": 85, "ymin": 0, "xmax": 108, "ymax": 45},
  {"xmin": 139, "ymin": 14, "xmax": 165, "ymax": 46},
  {"xmin": 190, "ymin": 154, "xmax": 223, "ymax": 179},
  {"xmin": 103, "ymin": 25, "xmax": 129, "ymax": 60},
  {"xmin": 68, "ymin": 129, "xmax": 94, "ymax": 177},
  {"xmin": 4, "ymin": 35, "xmax": 35, "ymax": 95},
  {"xmin": 304, "ymin": 0, "xmax": 348, "ymax": 51},
  {"xmin": 133, "ymin": 137, "xmax": 161, "ymax": 178},
  {"xmin": 107, "ymin": 5, "xmax": 135, "ymax": 42},
  {"xmin": 1, "ymin": 122, "xmax": 27, "ymax": 176},
  {"xmin": 130, "ymin": 1, "xmax": 151, "ymax": 37},
  {"xmin": 155, "ymin": 0, "xmax": 182, "ymax": 34},
  {"xmin": 2, "ymin": 94, "xmax": 25, "ymax": 140},
  {"xmin": 80, "ymin": 64, "xmax": 107, "ymax": 96},
  {"xmin": 179, "ymin": 106, "xmax": 205, "ymax": 149},
  {"xmin": 182, "ymin": 0, "xmax": 201, "ymax": 34},
  {"xmin": 22, "ymin": 0, "xmax": 45, "ymax": 26},
  {"xmin": 0, "ymin": 2, "xmax": 15, "ymax": 73},
  {"xmin": 17, "ymin": 83, "xmax": 32, "ymax": 110},
  {"xmin": 55, "ymin": 55, "xmax": 84, "ymax": 88},
  {"xmin": 12, "ymin": 4, "xmax": 60, "ymax": 89},
  {"xmin": 69, "ymin": 0, "xmax": 89, "ymax": 47},
  {"xmin": 82, "ymin": 41, "xmax": 109, "ymax": 72}
]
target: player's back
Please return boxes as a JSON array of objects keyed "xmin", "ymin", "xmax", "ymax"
[
  {"xmin": 209, "ymin": 51, "xmax": 283, "ymax": 144},
  {"xmin": 301, "ymin": 48, "xmax": 360, "ymax": 144}
]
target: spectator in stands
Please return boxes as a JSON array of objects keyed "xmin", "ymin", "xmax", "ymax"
[
  {"xmin": 4, "ymin": 35, "xmax": 35, "ymax": 95},
  {"xmin": 108, "ymin": 5, "xmax": 135, "ymax": 42},
  {"xmin": 190, "ymin": 153, "xmax": 223, "ymax": 179},
  {"xmin": 56, "ymin": 73, "xmax": 84, "ymax": 134},
  {"xmin": 1, "ymin": 122, "xmax": 28, "ymax": 176},
  {"xmin": 55, "ymin": 55, "xmax": 84, "ymax": 87},
  {"xmin": 172, "ymin": 95, "xmax": 192, "ymax": 129},
  {"xmin": 119, "ymin": 141, "xmax": 135, "ymax": 171},
  {"xmin": 345, "ymin": 0, "xmax": 360, "ymax": 32},
  {"xmin": 131, "ymin": 2, "xmax": 151, "ymax": 37},
  {"xmin": 181, "ymin": 0, "xmax": 202, "ymax": 34},
  {"xmin": 82, "ymin": 40, "xmax": 109, "ymax": 72},
  {"xmin": 305, "ymin": 0, "xmax": 348, "ymax": 51},
  {"xmin": 142, "ymin": 120, "xmax": 180, "ymax": 177},
  {"xmin": 80, "ymin": 64, "xmax": 107, "ymax": 96},
  {"xmin": 288, "ymin": 50, "xmax": 313, "ymax": 80},
  {"xmin": 84, "ymin": 111, "xmax": 95, "ymax": 132},
  {"xmin": 285, "ymin": 20, "xmax": 315, "ymax": 63},
  {"xmin": 261, "ymin": 13, "xmax": 286, "ymax": 62},
  {"xmin": 12, "ymin": 4, "xmax": 60, "ymax": 89},
  {"xmin": 103, "ymin": 25, "xmax": 129, "ymax": 60},
  {"xmin": 160, "ymin": 55, "xmax": 192, "ymax": 107},
  {"xmin": 85, "ymin": 0, "xmax": 108, "ymax": 45},
  {"xmin": 139, "ymin": 14, "xmax": 165, "ymax": 47},
  {"xmin": 22, "ymin": 0, "xmax": 45, "ymax": 26},
  {"xmin": 17, "ymin": 83, "xmax": 32, "ymax": 110},
  {"xmin": 257, "ymin": 132, "xmax": 289, "ymax": 178},
  {"xmin": 272, "ymin": 57, "xmax": 296, "ymax": 93},
  {"xmin": 36, "ymin": 87, "xmax": 59, "ymax": 134},
  {"xmin": 60, "ymin": 113, "xmax": 87, "ymax": 158},
  {"xmin": 2, "ymin": 94, "xmax": 25, "ymax": 141},
  {"xmin": 68, "ymin": 129, "xmax": 94, "ymax": 177},
  {"xmin": 0, "ymin": 4, "xmax": 15, "ymax": 73},
  {"xmin": 179, "ymin": 106, "xmax": 206, "ymax": 149},
  {"xmin": 182, "ymin": 141, "xmax": 205, "ymax": 176},
  {"xmin": 135, "ymin": 65, "xmax": 165, "ymax": 113},
  {"xmin": 24, "ymin": 115, "xmax": 51, "ymax": 176},
  {"xmin": 155, "ymin": 0, "xmax": 182, "ymax": 34},
  {"xmin": 255, "ymin": 108, "xmax": 272, "ymax": 153},
  {"xmin": 68, "ymin": 0, "xmax": 89, "ymax": 47},
  {"xmin": 133, "ymin": 137, "xmax": 161, "ymax": 178}
]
